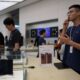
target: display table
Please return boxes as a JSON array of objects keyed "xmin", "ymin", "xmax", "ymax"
[
  {"xmin": 0, "ymin": 59, "xmax": 27, "ymax": 80},
  {"xmin": 0, "ymin": 50, "xmax": 27, "ymax": 80},
  {"xmin": 0, "ymin": 57, "xmax": 79, "ymax": 80},
  {"xmin": 0, "ymin": 47, "xmax": 80, "ymax": 80},
  {"xmin": 27, "ymin": 56, "xmax": 80, "ymax": 80},
  {"xmin": 0, "ymin": 70, "xmax": 25, "ymax": 80},
  {"xmin": 20, "ymin": 46, "xmax": 38, "ymax": 52}
]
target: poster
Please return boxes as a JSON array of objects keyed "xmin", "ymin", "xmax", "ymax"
[{"xmin": 39, "ymin": 45, "xmax": 54, "ymax": 65}]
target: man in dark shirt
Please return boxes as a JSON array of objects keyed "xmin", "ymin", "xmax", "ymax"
[
  {"xmin": 34, "ymin": 29, "xmax": 46, "ymax": 47},
  {"xmin": 3, "ymin": 17, "xmax": 22, "ymax": 59},
  {"xmin": 0, "ymin": 32, "xmax": 4, "ymax": 57},
  {"xmin": 36, "ymin": 29, "xmax": 46, "ymax": 57},
  {"xmin": 60, "ymin": 4, "xmax": 80, "ymax": 73},
  {"xmin": 39, "ymin": 29, "xmax": 46, "ymax": 45},
  {"xmin": 0, "ymin": 33, "xmax": 13, "ymax": 75}
]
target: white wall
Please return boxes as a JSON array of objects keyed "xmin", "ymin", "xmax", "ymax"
[
  {"xmin": 26, "ymin": 20, "xmax": 58, "ymax": 44},
  {"xmin": 0, "ymin": 0, "xmax": 80, "ymax": 39},
  {"xmin": 19, "ymin": 0, "xmax": 80, "ymax": 37}
]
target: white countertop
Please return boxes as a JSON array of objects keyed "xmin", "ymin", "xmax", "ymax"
[
  {"xmin": 27, "ymin": 56, "xmax": 80, "ymax": 80},
  {"xmin": 0, "ymin": 70, "xmax": 24, "ymax": 80}
]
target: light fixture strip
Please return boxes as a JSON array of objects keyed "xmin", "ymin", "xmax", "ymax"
[{"xmin": 0, "ymin": 0, "xmax": 23, "ymax": 2}]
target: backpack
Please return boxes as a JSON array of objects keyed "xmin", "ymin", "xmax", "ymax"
[{"xmin": 19, "ymin": 35, "xmax": 24, "ymax": 46}]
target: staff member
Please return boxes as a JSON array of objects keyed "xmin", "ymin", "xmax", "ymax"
[{"xmin": 60, "ymin": 4, "xmax": 80, "ymax": 73}]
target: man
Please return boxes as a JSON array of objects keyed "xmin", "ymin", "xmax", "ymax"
[
  {"xmin": 34, "ymin": 29, "xmax": 46, "ymax": 46},
  {"xmin": 38, "ymin": 29, "xmax": 46, "ymax": 45},
  {"xmin": 36, "ymin": 29, "xmax": 46, "ymax": 57},
  {"xmin": 54, "ymin": 29, "xmax": 65, "ymax": 60},
  {"xmin": 60, "ymin": 4, "xmax": 80, "ymax": 73},
  {"xmin": 3, "ymin": 17, "xmax": 22, "ymax": 59},
  {"xmin": 34, "ymin": 36, "xmax": 40, "ymax": 46},
  {"xmin": 0, "ymin": 33, "xmax": 13, "ymax": 75},
  {"xmin": 0, "ymin": 32, "xmax": 4, "ymax": 58}
]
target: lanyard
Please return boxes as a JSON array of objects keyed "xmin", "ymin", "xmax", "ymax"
[{"xmin": 70, "ymin": 27, "xmax": 73, "ymax": 40}]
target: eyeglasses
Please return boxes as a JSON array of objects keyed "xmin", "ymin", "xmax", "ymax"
[
  {"xmin": 67, "ymin": 10, "xmax": 75, "ymax": 15},
  {"xmin": 67, "ymin": 9, "xmax": 80, "ymax": 15}
]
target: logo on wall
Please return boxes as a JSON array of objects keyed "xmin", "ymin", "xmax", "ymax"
[
  {"xmin": 31, "ymin": 29, "xmax": 37, "ymax": 38},
  {"xmin": 50, "ymin": 27, "xmax": 58, "ymax": 37}
]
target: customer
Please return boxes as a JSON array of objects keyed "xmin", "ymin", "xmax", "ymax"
[
  {"xmin": 34, "ymin": 36, "xmax": 40, "ymax": 47},
  {"xmin": 60, "ymin": 4, "xmax": 80, "ymax": 73},
  {"xmin": 38, "ymin": 29, "xmax": 46, "ymax": 45},
  {"xmin": 34, "ymin": 29, "xmax": 46, "ymax": 47},
  {"xmin": 36, "ymin": 29, "xmax": 46, "ymax": 57},
  {"xmin": 0, "ymin": 32, "xmax": 4, "ymax": 58},
  {"xmin": 3, "ymin": 17, "xmax": 22, "ymax": 59},
  {"xmin": 54, "ymin": 29, "xmax": 65, "ymax": 60}
]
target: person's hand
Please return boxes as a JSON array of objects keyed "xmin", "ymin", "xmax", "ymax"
[
  {"xmin": 63, "ymin": 19, "xmax": 69, "ymax": 29},
  {"xmin": 54, "ymin": 43, "xmax": 61, "ymax": 49},
  {"xmin": 13, "ymin": 43, "xmax": 20, "ymax": 51},
  {"xmin": 13, "ymin": 48, "xmax": 18, "ymax": 52},
  {"xmin": 60, "ymin": 35, "xmax": 71, "ymax": 45},
  {"xmin": 61, "ymin": 19, "xmax": 69, "ymax": 36}
]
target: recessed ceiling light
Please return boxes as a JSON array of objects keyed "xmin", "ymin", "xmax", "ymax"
[
  {"xmin": 0, "ymin": 0, "xmax": 24, "ymax": 2},
  {"xmin": 0, "ymin": 0, "xmax": 24, "ymax": 11}
]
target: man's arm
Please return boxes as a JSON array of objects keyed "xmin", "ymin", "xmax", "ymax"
[
  {"xmin": 61, "ymin": 19, "xmax": 69, "ymax": 36},
  {"xmin": 60, "ymin": 35, "xmax": 80, "ymax": 50},
  {"xmin": 13, "ymin": 43, "xmax": 20, "ymax": 51},
  {"xmin": 60, "ymin": 19, "xmax": 80, "ymax": 50}
]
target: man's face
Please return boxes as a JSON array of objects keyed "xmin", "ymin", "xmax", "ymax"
[
  {"xmin": 67, "ymin": 8, "xmax": 80, "ymax": 21},
  {"xmin": 5, "ymin": 24, "xmax": 13, "ymax": 31}
]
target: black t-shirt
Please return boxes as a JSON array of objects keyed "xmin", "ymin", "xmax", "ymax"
[
  {"xmin": 8, "ymin": 29, "xmax": 21, "ymax": 48},
  {"xmin": 0, "ymin": 32, "xmax": 4, "ymax": 45},
  {"xmin": 34, "ymin": 36, "xmax": 46, "ymax": 46},
  {"xmin": 39, "ymin": 36, "xmax": 46, "ymax": 45}
]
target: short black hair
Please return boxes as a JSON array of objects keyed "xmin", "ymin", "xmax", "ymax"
[
  {"xmin": 39, "ymin": 29, "xmax": 46, "ymax": 35},
  {"xmin": 69, "ymin": 4, "xmax": 80, "ymax": 11},
  {"xmin": 3, "ymin": 17, "xmax": 15, "ymax": 26}
]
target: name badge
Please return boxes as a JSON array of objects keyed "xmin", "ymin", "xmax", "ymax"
[{"xmin": 70, "ymin": 46, "xmax": 73, "ymax": 53}]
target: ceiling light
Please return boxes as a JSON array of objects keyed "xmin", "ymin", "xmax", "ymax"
[
  {"xmin": 0, "ymin": 0, "xmax": 24, "ymax": 2},
  {"xmin": 0, "ymin": 2, "xmax": 18, "ymax": 11},
  {"xmin": 0, "ymin": 0, "xmax": 24, "ymax": 11}
]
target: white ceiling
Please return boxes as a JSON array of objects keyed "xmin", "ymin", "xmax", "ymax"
[
  {"xmin": 0, "ymin": 0, "xmax": 41, "ymax": 15},
  {"xmin": 0, "ymin": 0, "xmax": 24, "ymax": 11}
]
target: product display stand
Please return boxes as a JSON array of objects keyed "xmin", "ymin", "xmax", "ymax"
[
  {"xmin": 0, "ymin": 49, "xmax": 27, "ymax": 80},
  {"xmin": 39, "ymin": 45, "xmax": 54, "ymax": 66}
]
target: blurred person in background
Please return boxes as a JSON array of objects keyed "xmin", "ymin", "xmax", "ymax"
[
  {"xmin": 3, "ymin": 17, "xmax": 23, "ymax": 59},
  {"xmin": 0, "ymin": 32, "xmax": 4, "ymax": 58},
  {"xmin": 36, "ymin": 29, "xmax": 46, "ymax": 57}
]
